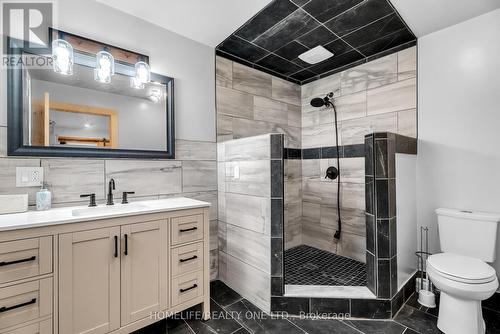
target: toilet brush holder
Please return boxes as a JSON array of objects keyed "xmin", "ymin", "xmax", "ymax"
[{"xmin": 418, "ymin": 289, "xmax": 436, "ymax": 308}]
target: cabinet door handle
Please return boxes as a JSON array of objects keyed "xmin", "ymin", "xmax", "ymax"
[
  {"xmin": 179, "ymin": 227, "xmax": 197, "ymax": 233},
  {"xmin": 0, "ymin": 256, "xmax": 36, "ymax": 267},
  {"xmin": 179, "ymin": 284, "xmax": 197, "ymax": 293},
  {"xmin": 124, "ymin": 234, "xmax": 128, "ymax": 255},
  {"xmin": 0, "ymin": 298, "xmax": 36, "ymax": 313},
  {"xmin": 179, "ymin": 255, "xmax": 198, "ymax": 263},
  {"xmin": 114, "ymin": 236, "xmax": 118, "ymax": 258}
]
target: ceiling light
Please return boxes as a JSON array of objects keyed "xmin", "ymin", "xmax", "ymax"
[
  {"xmin": 52, "ymin": 39, "xmax": 74, "ymax": 75},
  {"xmin": 94, "ymin": 51, "xmax": 115, "ymax": 83},
  {"xmin": 299, "ymin": 46, "xmax": 333, "ymax": 65}
]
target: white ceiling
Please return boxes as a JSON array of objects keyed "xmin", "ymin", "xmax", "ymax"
[
  {"xmin": 95, "ymin": 0, "xmax": 272, "ymax": 47},
  {"xmin": 390, "ymin": 0, "xmax": 500, "ymax": 37}
]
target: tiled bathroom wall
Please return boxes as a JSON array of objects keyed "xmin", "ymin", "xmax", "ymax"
[
  {"xmin": 0, "ymin": 139, "xmax": 219, "ymax": 280},
  {"xmin": 217, "ymin": 134, "xmax": 283, "ymax": 313},
  {"xmin": 298, "ymin": 47, "xmax": 417, "ymax": 262}
]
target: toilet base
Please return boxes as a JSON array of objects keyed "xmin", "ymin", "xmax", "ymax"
[{"xmin": 437, "ymin": 292, "xmax": 485, "ymax": 334}]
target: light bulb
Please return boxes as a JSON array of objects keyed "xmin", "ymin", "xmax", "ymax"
[
  {"xmin": 134, "ymin": 61, "xmax": 150, "ymax": 84},
  {"xmin": 94, "ymin": 51, "xmax": 114, "ymax": 83},
  {"xmin": 52, "ymin": 39, "xmax": 74, "ymax": 75}
]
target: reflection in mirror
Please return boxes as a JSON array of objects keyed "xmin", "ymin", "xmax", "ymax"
[{"xmin": 25, "ymin": 55, "xmax": 168, "ymax": 151}]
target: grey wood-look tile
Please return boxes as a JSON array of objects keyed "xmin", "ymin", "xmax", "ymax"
[
  {"xmin": 398, "ymin": 109, "xmax": 417, "ymax": 138},
  {"xmin": 0, "ymin": 126, "xmax": 6, "ymax": 157},
  {"xmin": 224, "ymin": 134, "xmax": 270, "ymax": 161},
  {"xmin": 42, "ymin": 159, "xmax": 105, "ymax": 204},
  {"xmin": 210, "ymin": 249, "xmax": 219, "ymax": 281},
  {"xmin": 340, "ymin": 157, "xmax": 365, "ymax": 184},
  {"xmin": 320, "ymin": 204, "xmax": 339, "ymax": 230},
  {"xmin": 341, "ymin": 207, "xmax": 366, "ymax": 236},
  {"xmin": 301, "ymin": 73, "xmax": 341, "ymax": 102},
  {"xmin": 177, "ymin": 191, "xmax": 218, "ymax": 221},
  {"xmin": 284, "ymin": 125, "xmax": 301, "ymax": 149},
  {"xmin": 285, "ymin": 159, "xmax": 302, "ymax": 181},
  {"xmin": 285, "ymin": 201, "xmax": 302, "ymax": 222},
  {"xmin": 335, "ymin": 91, "xmax": 367, "ymax": 121},
  {"xmin": 218, "ymin": 191, "xmax": 226, "ymax": 224},
  {"xmin": 398, "ymin": 46, "xmax": 417, "ymax": 81},
  {"xmin": 216, "ymin": 56, "xmax": 233, "ymax": 88},
  {"xmin": 287, "ymin": 104, "xmax": 301, "ymax": 127},
  {"xmin": 302, "ymin": 219, "xmax": 337, "ymax": 253},
  {"xmin": 175, "ymin": 140, "xmax": 216, "ymax": 161},
  {"xmin": 303, "ymin": 201, "xmax": 321, "ymax": 222},
  {"xmin": 105, "ymin": 160, "xmax": 182, "ymax": 197},
  {"xmin": 302, "ymin": 103, "xmax": 336, "ymax": 126},
  {"xmin": 217, "ymin": 114, "xmax": 234, "ymax": 142},
  {"xmin": 302, "ymin": 123, "xmax": 336, "ymax": 149},
  {"xmin": 226, "ymin": 224, "xmax": 271, "ymax": 274},
  {"xmin": 217, "ymin": 142, "xmax": 225, "ymax": 162},
  {"xmin": 367, "ymin": 78, "xmax": 416, "ymax": 115},
  {"xmin": 272, "ymin": 77, "xmax": 301, "ymax": 106},
  {"xmin": 302, "ymin": 159, "xmax": 320, "ymax": 179},
  {"xmin": 285, "ymin": 217, "xmax": 302, "ymax": 250},
  {"xmin": 338, "ymin": 231, "xmax": 366, "ymax": 263},
  {"xmin": 221, "ymin": 252, "xmax": 271, "ymax": 313},
  {"xmin": 320, "ymin": 159, "xmax": 339, "ymax": 183},
  {"xmin": 340, "ymin": 112, "xmax": 398, "ymax": 145},
  {"xmin": 218, "ymin": 252, "xmax": 228, "ymax": 282},
  {"xmin": 0, "ymin": 158, "xmax": 41, "ymax": 205},
  {"xmin": 209, "ymin": 219, "xmax": 218, "ymax": 251},
  {"xmin": 217, "ymin": 86, "xmax": 254, "ymax": 119},
  {"xmin": 225, "ymin": 192, "xmax": 270, "ymax": 235},
  {"xmin": 231, "ymin": 117, "xmax": 300, "ymax": 149},
  {"xmin": 341, "ymin": 182, "xmax": 365, "ymax": 210},
  {"xmin": 226, "ymin": 160, "xmax": 270, "ymax": 197},
  {"xmin": 182, "ymin": 160, "xmax": 217, "ymax": 192},
  {"xmin": 233, "ymin": 62, "xmax": 272, "ymax": 97},
  {"xmin": 302, "ymin": 178, "xmax": 338, "ymax": 206},
  {"xmin": 254, "ymin": 96, "xmax": 288, "ymax": 125},
  {"xmin": 284, "ymin": 178, "xmax": 302, "ymax": 204},
  {"xmin": 340, "ymin": 53, "xmax": 398, "ymax": 95},
  {"xmin": 218, "ymin": 162, "xmax": 226, "ymax": 192}
]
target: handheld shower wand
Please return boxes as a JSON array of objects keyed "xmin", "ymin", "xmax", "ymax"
[{"xmin": 310, "ymin": 92, "xmax": 342, "ymax": 240}]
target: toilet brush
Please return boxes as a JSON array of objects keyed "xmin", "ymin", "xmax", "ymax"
[{"xmin": 417, "ymin": 227, "xmax": 436, "ymax": 308}]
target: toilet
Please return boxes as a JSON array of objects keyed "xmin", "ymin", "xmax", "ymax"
[{"xmin": 427, "ymin": 208, "xmax": 500, "ymax": 334}]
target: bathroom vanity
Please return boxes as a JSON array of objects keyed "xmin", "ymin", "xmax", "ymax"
[{"xmin": 0, "ymin": 198, "xmax": 211, "ymax": 334}]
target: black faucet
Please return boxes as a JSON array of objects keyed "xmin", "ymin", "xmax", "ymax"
[{"xmin": 107, "ymin": 179, "xmax": 116, "ymax": 205}]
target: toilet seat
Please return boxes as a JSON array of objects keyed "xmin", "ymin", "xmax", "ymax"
[{"xmin": 428, "ymin": 253, "xmax": 496, "ymax": 284}]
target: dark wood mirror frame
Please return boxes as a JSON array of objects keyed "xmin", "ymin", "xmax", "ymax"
[{"xmin": 7, "ymin": 31, "xmax": 175, "ymax": 159}]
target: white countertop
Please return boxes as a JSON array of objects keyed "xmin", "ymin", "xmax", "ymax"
[{"xmin": 0, "ymin": 197, "xmax": 210, "ymax": 232}]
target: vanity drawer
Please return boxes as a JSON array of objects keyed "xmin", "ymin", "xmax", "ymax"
[
  {"xmin": 0, "ymin": 237, "xmax": 52, "ymax": 284},
  {"xmin": 1, "ymin": 318, "xmax": 52, "ymax": 334},
  {"xmin": 170, "ymin": 215, "xmax": 204, "ymax": 245},
  {"xmin": 171, "ymin": 242, "xmax": 204, "ymax": 277},
  {"xmin": 0, "ymin": 278, "xmax": 52, "ymax": 330},
  {"xmin": 171, "ymin": 271, "xmax": 204, "ymax": 307}
]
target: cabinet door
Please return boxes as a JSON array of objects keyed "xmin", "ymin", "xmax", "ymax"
[
  {"xmin": 59, "ymin": 227, "xmax": 120, "ymax": 334},
  {"xmin": 121, "ymin": 221, "xmax": 166, "ymax": 325}
]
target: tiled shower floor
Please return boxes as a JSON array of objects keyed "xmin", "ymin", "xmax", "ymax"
[{"xmin": 284, "ymin": 245, "xmax": 367, "ymax": 286}]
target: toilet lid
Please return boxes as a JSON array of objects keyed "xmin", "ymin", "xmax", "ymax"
[{"xmin": 428, "ymin": 253, "xmax": 496, "ymax": 283}]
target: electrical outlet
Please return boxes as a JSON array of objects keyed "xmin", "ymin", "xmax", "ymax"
[{"xmin": 16, "ymin": 167, "xmax": 44, "ymax": 187}]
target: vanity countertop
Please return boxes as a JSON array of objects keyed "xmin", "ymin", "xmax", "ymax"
[{"xmin": 0, "ymin": 197, "xmax": 210, "ymax": 232}]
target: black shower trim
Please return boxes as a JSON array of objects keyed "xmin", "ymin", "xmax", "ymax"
[{"xmin": 283, "ymin": 144, "xmax": 365, "ymax": 160}]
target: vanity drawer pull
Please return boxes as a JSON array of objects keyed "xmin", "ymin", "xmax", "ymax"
[
  {"xmin": 0, "ymin": 256, "xmax": 36, "ymax": 267},
  {"xmin": 179, "ymin": 255, "xmax": 198, "ymax": 263},
  {"xmin": 0, "ymin": 298, "xmax": 36, "ymax": 313},
  {"xmin": 179, "ymin": 227, "xmax": 197, "ymax": 233},
  {"xmin": 124, "ymin": 234, "xmax": 128, "ymax": 256},
  {"xmin": 179, "ymin": 284, "xmax": 197, "ymax": 293}
]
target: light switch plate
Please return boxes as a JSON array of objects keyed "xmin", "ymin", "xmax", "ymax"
[{"xmin": 16, "ymin": 167, "xmax": 44, "ymax": 187}]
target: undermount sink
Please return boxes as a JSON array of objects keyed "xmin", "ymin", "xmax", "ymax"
[{"xmin": 72, "ymin": 203, "xmax": 148, "ymax": 217}]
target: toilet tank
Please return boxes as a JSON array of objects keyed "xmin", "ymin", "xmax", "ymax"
[{"xmin": 436, "ymin": 208, "xmax": 500, "ymax": 262}]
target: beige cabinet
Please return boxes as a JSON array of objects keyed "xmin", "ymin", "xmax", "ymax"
[
  {"xmin": 0, "ymin": 205, "xmax": 210, "ymax": 334},
  {"xmin": 120, "ymin": 221, "xmax": 166, "ymax": 326},
  {"xmin": 58, "ymin": 227, "xmax": 121, "ymax": 334}
]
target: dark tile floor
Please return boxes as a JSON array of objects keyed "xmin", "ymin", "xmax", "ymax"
[
  {"xmin": 134, "ymin": 281, "xmax": 500, "ymax": 334},
  {"xmin": 284, "ymin": 245, "xmax": 366, "ymax": 286}
]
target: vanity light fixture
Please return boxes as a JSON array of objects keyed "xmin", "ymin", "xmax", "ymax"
[
  {"xmin": 149, "ymin": 88, "xmax": 162, "ymax": 103},
  {"xmin": 52, "ymin": 39, "xmax": 74, "ymax": 75},
  {"xmin": 131, "ymin": 61, "xmax": 151, "ymax": 89},
  {"xmin": 94, "ymin": 50, "xmax": 115, "ymax": 83}
]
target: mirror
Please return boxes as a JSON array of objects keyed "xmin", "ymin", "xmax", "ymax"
[{"xmin": 8, "ymin": 31, "xmax": 174, "ymax": 159}]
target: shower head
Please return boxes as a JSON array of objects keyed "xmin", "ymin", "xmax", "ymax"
[{"xmin": 310, "ymin": 92, "xmax": 334, "ymax": 108}]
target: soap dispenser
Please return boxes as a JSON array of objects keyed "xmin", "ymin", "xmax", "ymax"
[{"xmin": 36, "ymin": 185, "xmax": 52, "ymax": 211}]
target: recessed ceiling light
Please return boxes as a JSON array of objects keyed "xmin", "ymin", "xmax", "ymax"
[{"xmin": 299, "ymin": 46, "xmax": 333, "ymax": 65}]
